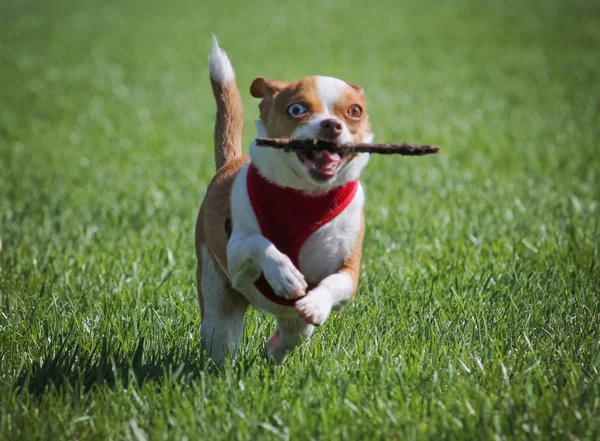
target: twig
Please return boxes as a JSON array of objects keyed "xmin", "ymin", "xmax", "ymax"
[{"xmin": 255, "ymin": 138, "xmax": 440, "ymax": 156}]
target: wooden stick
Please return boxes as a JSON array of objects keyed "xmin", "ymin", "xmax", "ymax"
[{"xmin": 255, "ymin": 138, "xmax": 440, "ymax": 156}]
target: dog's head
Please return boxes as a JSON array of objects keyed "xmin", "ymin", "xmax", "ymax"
[{"xmin": 249, "ymin": 76, "xmax": 373, "ymax": 191}]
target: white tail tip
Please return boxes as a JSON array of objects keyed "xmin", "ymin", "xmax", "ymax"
[{"xmin": 209, "ymin": 36, "xmax": 235, "ymax": 83}]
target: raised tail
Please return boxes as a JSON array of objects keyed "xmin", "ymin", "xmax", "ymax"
[{"xmin": 209, "ymin": 37, "xmax": 243, "ymax": 170}]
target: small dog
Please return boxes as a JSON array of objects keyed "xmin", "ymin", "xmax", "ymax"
[{"xmin": 195, "ymin": 38, "xmax": 373, "ymax": 363}]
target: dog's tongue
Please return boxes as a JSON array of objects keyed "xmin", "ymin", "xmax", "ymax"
[{"xmin": 313, "ymin": 150, "xmax": 342, "ymax": 172}]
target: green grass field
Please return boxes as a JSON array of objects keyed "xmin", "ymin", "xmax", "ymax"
[{"xmin": 1, "ymin": 0, "xmax": 599, "ymax": 439}]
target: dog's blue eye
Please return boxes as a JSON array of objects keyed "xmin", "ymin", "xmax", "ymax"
[{"xmin": 287, "ymin": 103, "xmax": 307, "ymax": 117}]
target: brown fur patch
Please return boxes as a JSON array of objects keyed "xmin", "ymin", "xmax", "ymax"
[
  {"xmin": 195, "ymin": 155, "xmax": 249, "ymax": 316},
  {"xmin": 332, "ymin": 84, "xmax": 371, "ymax": 144},
  {"xmin": 250, "ymin": 77, "xmax": 289, "ymax": 99},
  {"xmin": 252, "ymin": 76, "xmax": 325, "ymax": 138},
  {"xmin": 211, "ymin": 79, "xmax": 244, "ymax": 170}
]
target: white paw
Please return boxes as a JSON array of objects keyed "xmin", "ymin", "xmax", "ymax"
[
  {"xmin": 262, "ymin": 255, "xmax": 307, "ymax": 300},
  {"xmin": 295, "ymin": 289, "xmax": 332, "ymax": 326}
]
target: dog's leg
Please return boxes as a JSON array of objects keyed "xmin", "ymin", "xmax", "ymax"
[
  {"xmin": 296, "ymin": 212, "xmax": 365, "ymax": 326},
  {"xmin": 200, "ymin": 245, "xmax": 248, "ymax": 363},
  {"xmin": 267, "ymin": 316, "xmax": 314, "ymax": 364},
  {"xmin": 227, "ymin": 233, "xmax": 307, "ymax": 300}
]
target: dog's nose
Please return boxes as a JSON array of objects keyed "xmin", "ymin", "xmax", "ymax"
[{"xmin": 319, "ymin": 119, "xmax": 343, "ymax": 140}]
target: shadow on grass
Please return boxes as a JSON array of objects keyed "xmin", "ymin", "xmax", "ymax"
[{"xmin": 14, "ymin": 334, "xmax": 262, "ymax": 396}]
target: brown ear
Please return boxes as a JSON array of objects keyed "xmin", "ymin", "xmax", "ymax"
[
  {"xmin": 346, "ymin": 81, "xmax": 364, "ymax": 94},
  {"xmin": 250, "ymin": 77, "xmax": 288, "ymax": 98}
]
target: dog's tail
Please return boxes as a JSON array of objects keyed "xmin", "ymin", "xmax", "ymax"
[{"xmin": 209, "ymin": 36, "xmax": 243, "ymax": 170}]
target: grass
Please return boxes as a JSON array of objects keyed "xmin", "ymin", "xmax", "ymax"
[{"xmin": 1, "ymin": 0, "xmax": 599, "ymax": 439}]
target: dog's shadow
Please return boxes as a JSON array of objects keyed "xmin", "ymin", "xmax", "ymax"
[{"xmin": 14, "ymin": 334, "xmax": 263, "ymax": 396}]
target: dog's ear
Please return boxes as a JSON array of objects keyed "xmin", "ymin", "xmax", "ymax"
[
  {"xmin": 250, "ymin": 77, "xmax": 288, "ymax": 98},
  {"xmin": 346, "ymin": 81, "xmax": 364, "ymax": 95}
]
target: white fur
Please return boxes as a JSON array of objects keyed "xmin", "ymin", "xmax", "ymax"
[
  {"xmin": 200, "ymin": 245, "xmax": 246, "ymax": 363},
  {"xmin": 315, "ymin": 76, "xmax": 348, "ymax": 115},
  {"xmin": 209, "ymin": 36, "xmax": 235, "ymax": 83},
  {"xmin": 292, "ymin": 115, "xmax": 354, "ymax": 145}
]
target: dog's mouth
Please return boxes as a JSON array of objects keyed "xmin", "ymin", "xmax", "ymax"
[{"xmin": 296, "ymin": 149, "xmax": 348, "ymax": 182}]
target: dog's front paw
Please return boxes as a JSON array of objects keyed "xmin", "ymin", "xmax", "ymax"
[
  {"xmin": 295, "ymin": 288, "xmax": 333, "ymax": 326},
  {"xmin": 263, "ymin": 255, "xmax": 307, "ymax": 300}
]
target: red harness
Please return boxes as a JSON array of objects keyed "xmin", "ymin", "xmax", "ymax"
[{"xmin": 246, "ymin": 163, "xmax": 359, "ymax": 306}]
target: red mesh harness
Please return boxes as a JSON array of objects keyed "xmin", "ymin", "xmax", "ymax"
[{"xmin": 246, "ymin": 163, "xmax": 359, "ymax": 306}]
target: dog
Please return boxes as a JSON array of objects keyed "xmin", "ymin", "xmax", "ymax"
[{"xmin": 195, "ymin": 38, "xmax": 373, "ymax": 363}]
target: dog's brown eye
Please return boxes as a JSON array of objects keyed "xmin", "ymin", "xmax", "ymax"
[{"xmin": 347, "ymin": 104, "xmax": 362, "ymax": 118}]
